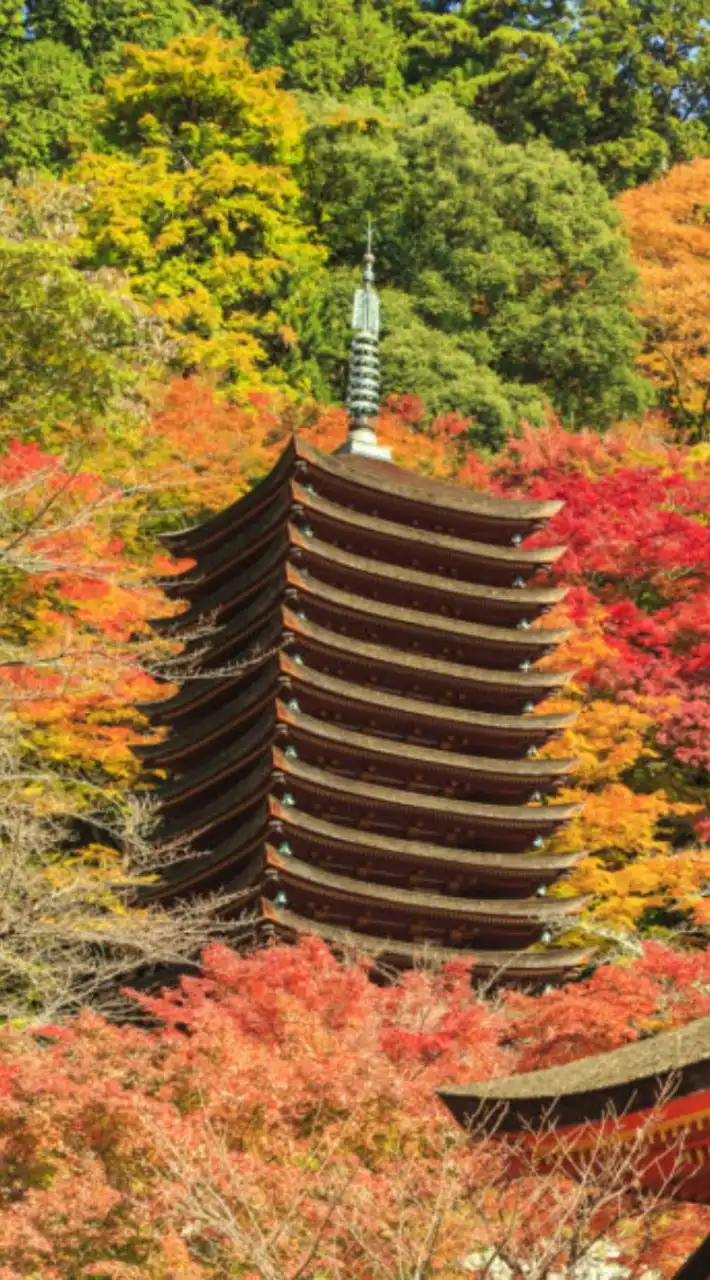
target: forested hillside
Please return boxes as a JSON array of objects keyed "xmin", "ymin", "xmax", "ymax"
[{"xmin": 1, "ymin": 2, "xmax": 710, "ymax": 1274}]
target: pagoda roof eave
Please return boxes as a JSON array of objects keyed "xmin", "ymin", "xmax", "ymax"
[
  {"xmin": 277, "ymin": 703, "xmax": 577, "ymax": 782},
  {"xmin": 136, "ymin": 659, "xmax": 278, "ymax": 763},
  {"xmin": 266, "ymin": 847, "xmax": 588, "ymax": 922},
  {"xmin": 159, "ymin": 707, "xmax": 275, "ymax": 808},
  {"xmin": 150, "ymin": 534, "xmax": 286, "ymax": 634},
  {"xmin": 159, "ymin": 441, "xmax": 294, "ymax": 555},
  {"xmin": 273, "ymin": 749, "xmax": 581, "ymax": 829},
  {"xmin": 295, "ymin": 438, "xmax": 563, "ymax": 528},
  {"xmin": 437, "ymin": 1015, "xmax": 710, "ymax": 1132},
  {"xmin": 158, "ymin": 437, "xmax": 564, "ymax": 562},
  {"xmin": 142, "ymin": 848, "xmax": 264, "ymax": 905},
  {"xmin": 286, "ymin": 573, "xmax": 572, "ymax": 670},
  {"xmin": 158, "ymin": 755, "xmax": 272, "ymax": 845},
  {"xmin": 263, "ymin": 901, "xmax": 591, "ymax": 978},
  {"xmin": 440, "ymin": 1015, "xmax": 710, "ymax": 1108},
  {"xmin": 285, "ymin": 608, "xmax": 571, "ymax": 678},
  {"xmin": 269, "ymin": 802, "xmax": 586, "ymax": 879},
  {"xmin": 292, "ymin": 482, "xmax": 566, "ymax": 574},
  {"xmin": 142, "ymin": 812, "xmax": 267, "ymax": 901},
  {"xmin": 289, "ymin": 527, "xmax": 566, "ymax": 614},
  {"xmin": 156, "ymin": 696, "xmax": 576, "ymax": 813},
  {"xmin": 163, "ymin": 584, "xmax": 574, "ymax": 713},
  {"xmin": 160, "ymin": 487, "xmax": 291, "ymax": 600},
  {"xmin": 140, "ymin": 650, "xmax": 578, "ymax": 768},
  {"xmin": 282, "ymin": 656, "xmax": 577, "ymax": 739}
]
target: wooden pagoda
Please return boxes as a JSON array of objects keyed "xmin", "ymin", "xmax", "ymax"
[
  {"xmin": 439, "ymin": 1015, "xmax": 710, "ymax": 1201},
  {"xmin": 138, "ymin": 237, "xmax": 589, "ymax": 981}
]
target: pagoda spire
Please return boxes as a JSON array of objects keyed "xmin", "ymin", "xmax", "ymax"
[{"xmin": 338, "ymin": 220, "xmax": 392, "ymax": 461}]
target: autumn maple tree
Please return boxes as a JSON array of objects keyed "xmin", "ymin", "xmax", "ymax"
[
  {"xmin": 619, "ymin": 159, "xmax": 710, "ymax": 441},
  {"xmin": 0, "ymin": 937, "xmax": 707, "ymax": 1277}
]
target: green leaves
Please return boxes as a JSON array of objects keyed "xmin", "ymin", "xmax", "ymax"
[
  {"xmin": 72, "ymin": 35, "xmax": 327, "ymax": 392},
  {"xmin": 299, "ymin": 95, "xmax": 651, "ymax": 445}
]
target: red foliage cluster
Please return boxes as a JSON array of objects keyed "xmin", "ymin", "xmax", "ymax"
[
  {"xmin": 0, "ymin": 939, "xmax": 709, "ymax": 1276},
  {"xmin": 478, "ymin": 420, "xmax": 710, "ymax": 771}
]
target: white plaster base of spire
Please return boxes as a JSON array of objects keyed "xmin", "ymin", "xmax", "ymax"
[{"xmin": 337, "ymin": 423, "xmax": 392, "ymax": 462}]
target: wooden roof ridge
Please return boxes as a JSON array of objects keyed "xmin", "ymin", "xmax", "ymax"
[
  {"xmin": 144, "ymin": 808, "xmax": 268, "ymax": 900},
  {"xmin": 285, "ymin": 609, "xmax": 570, "ymax": 680},
  {"xmin": 437, "ymin": 1015, "xmax": 710, "ymax": 1132},
  {"xmin": 292, "ymin": 482, "xmax": 566, "ymax": 572},
  {"xmin": 267, "ymin": 847, "xmax": 588, "ymax": 922},
  {"xmin": 295, "ymin": 439, "xmax": 563, "ymax": 525},
  {"xmin": 281, "ymin": 655, "xmax": 577, "ymax": 736},
  {"xmin": 442, "ymin": 1015, "xmax": 710, "ymax": 1103},
  {"xmin": 151, "ymin": 533, "xmax": 287, "ymax": 634},
  {"xmin": 159, "ymin": 707, "xmax": 275, "ymax": 808},
  {"xmin": 160, "ymin": 441, "xmax": 295, "ymax": 554},
  {"xmin": 263, "ymin": 901, "xmax": 591, "ymax": 977},
  {"xmin": 158, "ymin": 753, "xmax": 273, "ymax": 845},
  {"xmin": 157, "ymin": 697, "xmax": 576, "ymax": 816},
  {"xmin": 141, "ymin": 616, "xmax": 281, "ymax": 724},
  {"xmin": 161, "ymin": 487, "xmax": 291, "ymax": 599},
  {"xmin": 273, "ymin": 749, "xmax": 581, "ymax": 828},
  {"xmin": 286, "ymin": 576, "xmax": 572, "ymax": 676},
  {"xmin": 269, "ymin": 802, "xmax": 586, "ymax": 876},
  {"xmin": 137, "ymin": 660, "xmax": 278, "ymax": 762},
  {"xmin": 144, "ymin": 846, "xmax": 264, "ymax": 904},
  {"xmin": 277, "ymin": 703, "xmax": 577, "ymax": 781},
  {"xmin": 290, "ymin": 526, "xmax": 566, "ymax": 612}
]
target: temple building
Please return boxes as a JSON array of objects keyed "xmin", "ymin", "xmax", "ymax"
[
  {"xmin": 138, "ymin": 234, "xmax": 590, "ymax": 981},
  {"xmin": 439, "ymin": 1015, "xmax": 710, "ymax": 1202}
]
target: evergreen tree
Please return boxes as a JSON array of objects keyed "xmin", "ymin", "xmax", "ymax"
[
  {"xmin": 297, "ymin": 95, "xmax": 651, "ymax": 447},
  {"xmin": 227, "ymin": 0, "xmax": 710, "ymax": 192}
]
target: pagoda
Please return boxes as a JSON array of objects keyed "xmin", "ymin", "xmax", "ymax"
[{"xmin": 138, "ymin": 232, "xmax": 589, "ymax": 981}]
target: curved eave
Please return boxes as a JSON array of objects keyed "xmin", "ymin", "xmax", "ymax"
[
  {"xmin": 159, "ymin": 707, "xmax": 276, "ymax": 809},
  {"xmin": 269, "ymin": 802, "xmax": 586, "ymax": 881},
  {"xmin": 158, "ymin": 756, "xmax": 272, "ymax": 844},
  {"xmin": 143, "ymin": 606, "xmax": 284, "ymax": 732},
  {"xmin": 150, "ymin": 534, "xmax": 286, "ymax": 634},
  {"xmin": 159, "ymin": 699, "xmax": 575, "ymax": 813},
  {"xmin": 273, "ymin": 750, "xmax": 581, "ymax": 830},
  {"xmin": 287, "ymin": 573, "xmax": 572, "ymax": 678},
  {"xmin": 142, "ymin": 806, "xmax": 267, "ymax": 900},
  {"xmin": 139, "ymin": 615, "xmax": 281, "ymax": 725},
  {"xmin": 267, "ymin": 848, "xmax": 587, "ymax": 923},
  {"xmin": 161, "ymin": 487, "xmax": 292, "ymax": 600},
  {"xmin": 159, "ymin": 441, "xmax": 294, "ymax": 555},
  {"xmin": 137, "ymin": 660, "xmax": 278, "ymax": 764},
  {"xmin": 292, "ymin": 482, "xmax": 566, "ymax": 580},
  {"xmin": 277, "ymin": 704, "xmax": 577, "ymax": 786},
  {"xmin": 296, "ymin": 439, "xmax": 562, "ymax": 540},
  {"xmin": 286, "ymin": 608, "xmax": 571, "ymax": 680},
  {"xmin": 143, "ymin": 849, "xmax": 264, "ymax": 905},
  {"xmin": 290, "ymin": 528, "xmax": 565, "ymax": 622},
  {"xmin": 263, "ymin": 901, "xmax": 591, "ymax": 978},
  {"xmin": 437, "ymin": 1015, "xmax": 710, "ymax": 1132},
  {"xmin": 282, "ymin": 656, "xmax": 577, "ymax": 742}
]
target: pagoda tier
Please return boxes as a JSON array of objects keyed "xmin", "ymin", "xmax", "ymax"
[
  {"xmin": 139, "ymin": 436, "xmax": 588, "ymax": 978},
  {"xmin": 439, "ymin": 1015, "xmax": 710, "ymax": 1201}
]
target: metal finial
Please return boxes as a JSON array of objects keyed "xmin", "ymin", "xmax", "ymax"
[{"xmin": 337, "ymin": 221, "xmax": 392, "ymax": 462}]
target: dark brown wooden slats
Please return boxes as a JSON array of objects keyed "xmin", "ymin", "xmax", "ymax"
[
  {"xmin": 139, "ymin": 437, "xmax": 585, "ymax": 974},
  {"xmin": 268, "ymin": 800, "xmax": 585, "ymax": 895},
  {"xmin": 263, "ymin": 901, "xmax": 589, "ymax": 981},
  {"xmin": 295, "ymin": 439, "xmax": 562, "ymax": 545},
  {"xmin": 291, "ymin": 481, "xmax": 565, "ymax": 587}
]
